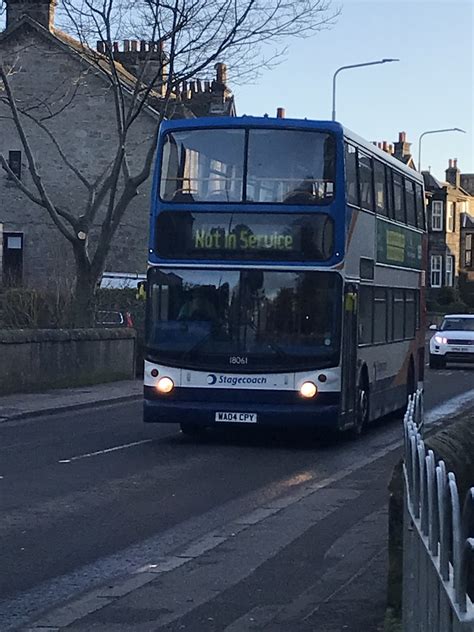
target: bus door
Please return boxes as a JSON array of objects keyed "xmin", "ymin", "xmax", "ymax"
[{"xmin": 341, "ymin": 284, "xmax": 358, "ymax": 424}]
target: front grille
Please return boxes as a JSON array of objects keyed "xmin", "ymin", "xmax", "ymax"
[{"xmin": 447, "ymin": 339, "xmax": 474, "ymax": 345}]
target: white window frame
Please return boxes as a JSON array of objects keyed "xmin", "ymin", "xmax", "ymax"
[
  {"xmin": 445, "ymin": 255, "xmax": 454, "ymax": 286},
  {"xmin": 430, "ymin": 255, "xmax": 442, "ymax": 288},
  {"xmin": 431, "ymin": 201, "xmax": 443, "ymax": 231},
  {"xmin": 465, "ymin": 234, "xmax": 473, "ymax": 268},
  {"xmin": 447, "ymin": 201, "xmax": 455, "ymax": 233}
]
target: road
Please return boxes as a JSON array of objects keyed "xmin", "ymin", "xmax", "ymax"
[{"xmin": 0, "ymin": 365, "xmax": 473, "ymax": 631}]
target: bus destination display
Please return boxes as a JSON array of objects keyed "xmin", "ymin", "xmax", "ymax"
[{"xmin": 155, "ymin": 211, "xmax": 333, "ymax": 261}]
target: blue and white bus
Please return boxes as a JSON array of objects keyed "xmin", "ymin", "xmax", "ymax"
[{"xmin": 143, "ymin": 116, "xmax": 426, "ymax": 436}]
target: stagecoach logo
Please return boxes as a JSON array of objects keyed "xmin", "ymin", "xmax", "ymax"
[{"xmin": 207, "ymin": 374, "xmax": 267, "ymax": 386}]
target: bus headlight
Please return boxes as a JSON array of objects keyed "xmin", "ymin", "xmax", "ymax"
[
  {"xmin": 300, "ymin": 381, "xmax": 317, "ymax": 399},
  {"xmin": 157, "ymin": 377, "xmax": 174, "ymax": 394}
]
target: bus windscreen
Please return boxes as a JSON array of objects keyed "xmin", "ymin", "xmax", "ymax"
[{"xmin": 146, "ymin": 268, "xmax": 341, "ymax": 372}]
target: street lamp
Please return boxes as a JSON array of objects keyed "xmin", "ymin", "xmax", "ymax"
[
  {"xmin": 417, "ymin": 128, "xmax": 466, "ymax": 172},
  {"xmin": 331, "ymin": 59, "xmax": 399, "ymax": 121}
]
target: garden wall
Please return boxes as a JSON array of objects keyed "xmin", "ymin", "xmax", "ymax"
[{"xmin": 0, "ymin": 328, "xmax": 136, "ymax": 395}]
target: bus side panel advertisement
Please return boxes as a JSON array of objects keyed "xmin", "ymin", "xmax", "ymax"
[{"xmin": 376, "ymin": 219, "xmax": 422, "ymax": 269}]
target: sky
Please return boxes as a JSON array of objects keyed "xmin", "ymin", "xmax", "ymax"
[
  {"xmin": 235, "ymin": 0, "xmax": 474, "ymax": 182},
  {"xmin": 1, "ymin": 0, "xmax": 471, "ymax": 180}
]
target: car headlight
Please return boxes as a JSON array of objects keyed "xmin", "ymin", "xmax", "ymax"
[{"xmin": 434, "ymin": 335, "xmax": 447, "ymax": 345}]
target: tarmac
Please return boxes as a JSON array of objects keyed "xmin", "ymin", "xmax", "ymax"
[{"xmin": 1, "ymin": 379, "xmax": 390, "ymax": 632}]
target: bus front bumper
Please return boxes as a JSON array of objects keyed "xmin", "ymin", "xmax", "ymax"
[{"xmin": 143, "ymin": 386, "xmax": 340, "ymax": 428}]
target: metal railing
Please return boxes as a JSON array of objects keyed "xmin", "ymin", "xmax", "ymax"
[{"xmin": 403, "ymin": 390, "xmax": 474, "ymax": 631}]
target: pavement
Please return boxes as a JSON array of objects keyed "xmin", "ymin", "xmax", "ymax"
[{"xmin": 0, "ymin": 379, "xmax": 142, "ymax": 423}]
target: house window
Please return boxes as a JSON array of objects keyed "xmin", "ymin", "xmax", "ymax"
[
  {"xmin": 465, "ymin": 234, "xmax": 473, "ymax": 268},
  {"xmin": 447, "ymin": 201, "xmax": 455, "ymax": 233},
  {"xmin": 430, "ymin": 255, "xmax": 442, "ymax": 288},
  {"xmin": 2, "ymin": 232, "xmax": 24, "ymax": 286},
  {"xmin": 431, "ymin": 201, "xmax": 443, "ymax": 231},
  {"xmin": 8, "ymin": 151, "xmax": 22, "ymax": 180},
  {"xmin": 445, "ymin": 255, "xmax": 454, "ymax": 286}
]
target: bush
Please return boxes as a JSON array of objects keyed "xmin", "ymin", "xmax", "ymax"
[
  {"xmin": 1, "ymin": 287, "xmax": 76, "ymax": 329},
  {"xmin": 458, "ymin": 273, "xmax": 474, "ymax": 308},
  {"xmin": 437, "ymin": 286, "xmax": 457, "ymax": 305}
]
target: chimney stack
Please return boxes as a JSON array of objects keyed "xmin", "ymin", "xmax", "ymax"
[
  {"xmin": 215, "ymin": 63, "xmax": 228, "ymax": 85},
  {"xmin": 277, "ymin": 107, "xmax": 286, "ymax": 119},
  {"xmin": 6, "ymin": 0, "xmax": 58, "ymax": 32},
  {"xmin": 445, "ymin": 158, "xmax": 461, "ymax": 189},
  {"xmin": 393, "ymin": 131, "xmax": 412, "ymax": 162}
]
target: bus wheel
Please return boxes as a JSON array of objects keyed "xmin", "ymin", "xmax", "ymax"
[
  {"xmin": 180, "ymin": 423, "xmax": 205, "ymax": 438},
  {"xmin": 351, "ymin": 378, "xmax": 369, "ymax": 438}
]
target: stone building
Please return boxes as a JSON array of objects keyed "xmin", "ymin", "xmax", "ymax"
[
  {"xmin": 0, "ymin": 0, "xmax": 235, "ymax": 288},
  {"xmin": 422, "ymin": 160, "xmax": 474, "ymax": 289}
]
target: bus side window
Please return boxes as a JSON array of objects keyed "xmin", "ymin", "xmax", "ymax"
[
  {"xmin": 387, "ymin": 289, "xmax": 393, "ymax": 341},
  {"xmin": 393, "ymin": 173, "xmax": 405, "ymax": 223},
  {"xmin": 345, "ymin": 143, "xmax": 359, "ymax": 206},
  {"xmin": 358, "ymin": 152, "xmax": 374, "ymax": 211},
  {"xmin": 393, "ymin": 289, "xmax": 405, "ymax": 340},
  {"xmin": 373, "ymin": 160, "xmax": 387, "ymax": 216},
  {"xmin": 405, "ymin": 179, "xmax": 417, "ymax": 227},
  {"xmin": 415, "ymin": 183, "xmax": 426, "ymax": 230},
  {"xmin": 358, "ymin": 285, "xmax": 373, "ymax": 344},
  {"xmin": 405, "ymin": 290, "xmax": 416, "ymax": 338},
  {"xmin": 373, "ymin": 288, "xmax": 387, "ymax": 343},
  {"xmin": 385, "ymin": 167, "xmax": 394, "ymax": 220}
]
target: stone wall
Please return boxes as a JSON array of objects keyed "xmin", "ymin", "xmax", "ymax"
[
  {"xmin": 0, "ymin": 24, "xmax": 156, "ymax": 288},
  {"xmin": 0, "ymin": 328, "xmax": 136, "ymax": 394}
]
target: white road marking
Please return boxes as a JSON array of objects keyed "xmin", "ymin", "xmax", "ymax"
[{"xmin": 59, "ymin": 439, "xmax": 153, "ymax": 463}]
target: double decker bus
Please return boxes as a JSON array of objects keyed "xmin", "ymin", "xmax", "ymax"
[{"xmin": 143, "ymin": 116, "xmax": 426, "ymax": 436}]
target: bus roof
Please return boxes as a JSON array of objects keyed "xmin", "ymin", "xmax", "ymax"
[{"xmin": 160, "ymin": 116, "xmax": 423, "ymax": 184}]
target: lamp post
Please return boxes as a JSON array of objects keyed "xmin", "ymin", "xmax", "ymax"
[
  {"xmin": 331, "ymin": 59, "xmax": 399, "ymax": 121},
  {"xmin": 417, "ymin": 128, "xmax": 466, "ymax": 172}
]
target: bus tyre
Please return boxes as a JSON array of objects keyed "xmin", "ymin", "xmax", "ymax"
[
  {"xmin": 351, "ymin": 378, "xmax": 369, "ymax": 438},
  {"xmin": 180, "ymin": 423, "xmax": 205, "ymax": 438},
  {"xmin": 429, "ymin": 354, "xmax": 446, "ymax": 370}
]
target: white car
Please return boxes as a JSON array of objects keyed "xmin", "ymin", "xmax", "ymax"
[{"xmin": 429, "ymin": 314, "xmax": 474, "ymax": 369}]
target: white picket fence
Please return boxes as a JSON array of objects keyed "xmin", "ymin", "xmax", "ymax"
[{"xmin": 403, "ymin": 391, "xmax": 474, "ymax": 631}]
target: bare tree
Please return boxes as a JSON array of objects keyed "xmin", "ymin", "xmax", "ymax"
[{"xmin": 0, "ymin": 0, "xmax": 339, "ymax": 326}]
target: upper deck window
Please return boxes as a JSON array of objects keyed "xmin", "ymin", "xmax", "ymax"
[
  {"xmin": 160, "ymin": 129, "xmax": 245, "ymax": 202},
  {"xmin": 247, "ymin": 130, "xmax": 335, "ymax": 204},
  {"xmin": 159, "ymin": 128, "xmax": 335, "ymax": 205}
]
